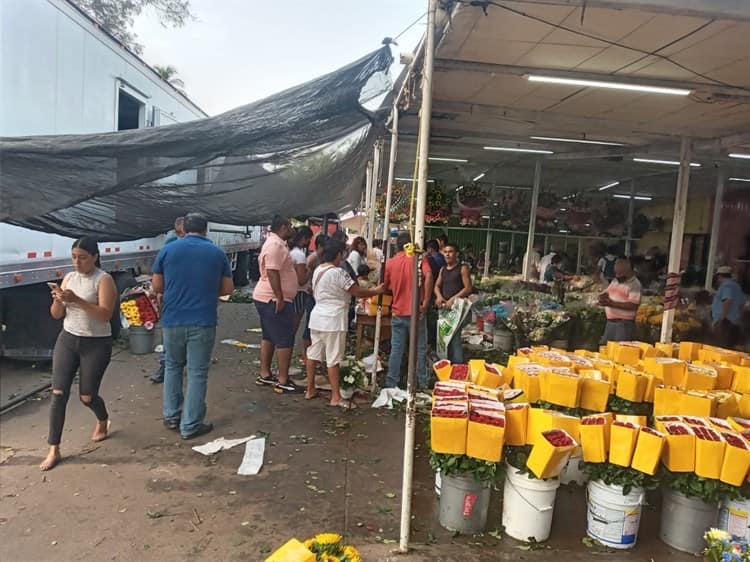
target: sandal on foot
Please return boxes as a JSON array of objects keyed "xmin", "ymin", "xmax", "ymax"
[{"xmin": 256, "ymin": 374, "xmax": 278, "ymax": 387}]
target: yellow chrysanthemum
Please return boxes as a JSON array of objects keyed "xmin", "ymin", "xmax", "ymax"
[
  {"xmin": 314, "ymin": 533, "xmax": 342, "ymax": 545},
  {"xmin": 320, "ymin": 555, "xmax": 341, "ymax": 562},
  {"xmin": 342, "ymin": 545, "xmax": 361, "ymax": 562},
  {"xmin": 705, "ymin": 528, "xmax": 730, "ymax": 542},
  {"xmin": 304, "ymin": 539, "xmax": 315, "ymax": 549}
]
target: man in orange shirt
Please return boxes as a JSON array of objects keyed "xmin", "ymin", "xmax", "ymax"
[
  {"xmin": 384, "ymin": 232, "xmax": 434, "ymax": 389},
  {"xmin": 598, "ymin": 259, "xmax": 642, "ymax": 343},
  {"xmin": 253, "ymin": 216, "xmax": 303, "ymax": 393}
]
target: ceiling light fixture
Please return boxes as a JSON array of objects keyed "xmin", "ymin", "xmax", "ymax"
[
  {"xmin": 598, "ymin": 181, "xmax": 620, "ymax": 191},
  {"xmin": 473, "ymin": 172, "xmax": 486, "ymax": 182},
  {"xmin": 729, "ymin": 153, "xmax": 750, "ymax": 160},
  {"xmin": 395, "ymin": 177, "xmax": 435, "ymax": 183},
  {"xmin": 527, "ymin": 75, "xmax": 691, "ymax": 96},
  {"xmin": 613, "ymin": 194, "xmax": 653, "ymax": 201},
  {"xmin": 483, "ymin": 146, "xmax": 554, "ymax": 154},
  {"xmin": 633, "ymin": 158, "xmax": 701, "ymax": 168},
  {"xmin": 428, "ymin": 156, "xmax": 468, "ymax": 163},
  {"xmin": 530, "ymin": 136, "xmax": 624, "ymax": 146},
  {"xmin": 729, "ymin": 177, "xmax": 750, "ymax": 182}
]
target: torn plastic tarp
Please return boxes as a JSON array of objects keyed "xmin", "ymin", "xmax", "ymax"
[{"xmin": 0, "ymin": 47, "xmax": 393, "ymax": 241}]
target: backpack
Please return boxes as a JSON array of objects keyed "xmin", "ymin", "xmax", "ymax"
[{"xmin": 602, "ymin": 256, "xmax": 617, "ymax": 280}]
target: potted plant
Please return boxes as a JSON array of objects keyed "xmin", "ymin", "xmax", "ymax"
[
  {"xmin": 338, "ymin": 356, "xmax": 365, "ymax": 400},
  {"xmin": 428, "ymin": 451, "xmax": 503, "ymax": 534},
  {"xmin": 660, "ymin": 470, "xmax": 740, "ymax": 554},
  {"xmin": 703, "ymin": 528, "xmax": 749, "ymax": 561},
  {"xmin": 579, "ymin": 461, "xmax": 660, "ymax": 549}
]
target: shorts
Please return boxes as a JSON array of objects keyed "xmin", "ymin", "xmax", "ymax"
[
  {"xmin": 293, "ymin": 291, "xmax": 312, "ymax": 315},
  {"xmin": 307, "ymin": 329, "xmax": 347, "ymax": 367},
  {"xmin": 254, "ymin": 299, "xmax": 296, "ymax": 348}
]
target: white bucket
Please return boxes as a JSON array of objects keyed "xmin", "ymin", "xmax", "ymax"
[
  {"xmin": 493, "ymin": 330, "xmax": 515, "ymax": 352},
  {"xmin": 586, "ymin": 480, "xmax": 644, "ymax": 549},
  {"xmin": 502, "ymin": 463, "xmax": 560, "ymax": 542},
  {"xmin": 719, "ymin": 497, "xmax": 750, "ymax": 540},
  {"xmin": 435, "ymin": 470, "xmax": 442, "ymax": 497},
  {"xmin": 560, "ymin": 454, "xmax": 588, "ymax": 486}
]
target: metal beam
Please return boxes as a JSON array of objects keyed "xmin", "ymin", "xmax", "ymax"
[
  {"xmin": 705, "ymin": 168, "xmax": 725, "ymax": 290},
  {"xmin": 434, "ymin": 59, "xmax": 750, "ymax": 99},
  {"xmin": 523, "ymin": 160, "xmax": 542, "ymax": 281}
]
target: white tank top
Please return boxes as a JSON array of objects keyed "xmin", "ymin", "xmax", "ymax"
[{"xmin": 63, "ymin": 268, "xmax": 112, "ymax": 337}]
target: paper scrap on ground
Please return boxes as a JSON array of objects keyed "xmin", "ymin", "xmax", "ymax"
[
  {"xmin": 238, "ymin": 437, "xmax": 265, "ymax": 475},
  {"xmin": 192, "ymin": 436, "xmax": 255, "ymax": 456},
  {"xmin": 371, "ymin": 388, "xmax": 431, "ymax": 409},
  {"xmin": 221, "ymin": 339, "xmax": 261, "ymax": 349}
]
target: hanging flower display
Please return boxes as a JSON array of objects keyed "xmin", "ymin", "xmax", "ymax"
[
  {"xmin": 457, "ymin": 183, "xmax": 486, "ymax": 227},
  {"xmin": 425, "ymin": 182, "xmax": 451, "ymax": 224},
  {"xmin": 376, "ymin": 181, "xmax": 410, "ymax": 223}
]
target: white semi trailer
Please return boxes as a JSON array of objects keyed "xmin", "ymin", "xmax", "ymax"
[{"xmin": 0, "ymin": 0, "xmax": 261, "ymax": 358}]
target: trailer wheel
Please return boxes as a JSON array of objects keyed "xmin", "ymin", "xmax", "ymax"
[{"xmin": 233, "ymin": 251, "xmax": 250, "ymax": 287}]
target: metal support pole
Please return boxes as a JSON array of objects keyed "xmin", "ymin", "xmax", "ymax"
[
  {"xmin": 522, "ymin": 159, "xmax": 542, "ymax": 281},
  {"xmin": 576, "ymin": 238, "xmax": 583, "ymax": 274},
  {"xmin": 705, "ymin": 168, "xmax": 725, "ymax": 290},
  {"xmin": 483, "ymin": 194, "xmax": 492, "ymax": 278},
  {"xmin": 363, "ymin": 161, "xmax": 374, "ymax": 241},
  {"xmin": 510, "ymin": 232, "xmax": 516, "ymax": 264},
  {"xmin": 367, "ymin": 140, "xmax": 383, "ymax": 246},
  {"xmin": 660, "ymin": 137, "xmax": 692, "ymax": 344},
  {"xmin": 625, "ymin": 179, "xmax": 636, "ymax": 256},
  {"xmin": 400, "ymin": 0, "xmax": 436, "ymax": 552}
]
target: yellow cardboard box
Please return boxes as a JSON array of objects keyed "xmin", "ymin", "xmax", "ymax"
[
  {"xmin": 662, "ymin": 423, "xmax": 696, "ymax": 472},
  {"xmin": 654, "ymin": 415, "xmax": 683, "ymax": 433},
  {"xmin": 580, "ymin": 417, "xmax": 608, "ymax": 463},
  {"xmin": 678, "ymin": 341, "xmax": 702, "ymax": 362},
  {"xmin": 732, "ymin": 366, "xmax": 750, "ymax": 395},
  {"xmin": 433, "ymin": 359, "xmax": 453, "ymax": 382},
  {"xmin": 683, "ymin": 364, "xmax": 718, "ymax": 391},
  {"xmin": 630, "ymin": 427, "xmax": 665, "ymax": 476},
  {"xmin": 653, "ymin": 387, "xmax": 684, "ymax": 417},
  {"xmin": 579, "ymin": 375, "xmax": 610, "ymax": 412},
  {"xmin": 526, "ymin": 429, "xmax": 578, "ymax": 479},
  {"xmin": 694, "ymin": 429, "xmax": 725, "ymax": 480},
  {"xmin": 615, "ymin": 414, "xmax": 648, "ymax": 426},
  {"xmin": 265, "ymin": 539, "xmax": 315, "ymax": 562},
  {"xmin": 643, "ymin": 357, "xmax": 686, "ymax": 387},
  {"xmin": 550, "ymin": 412, "xmax": 581, "ymax": 443},
  {"xmin": 540, "ymin": 370, "xmax": 581, "ymax": 408},
  {"xmin": 609, "ymin": 421, "xmax": 640, "ymax": 467},
  {"xmin": 655, "ymin": 342, "xmax": 676, "ymax": 358},
  {"xmin": 504, "ymin": 403, "xmax": 529, "ymax": 446},
  {"xmin": 719, "ymin": 432, "xmax": 750, "ymax": 487},
  {"xmin": 466, "ymin": 418, "xmax": 505, "ymax": 462},
  {"xmin": 475, "ymin": 363, "xmax": 504, "ymax": 389},
  {"xmin": 468, "ymin": 359, "xmax": 486, "ymax": 384},
  {"xmin": 616, "ymin": 370, "xmax": 648, "ymax": 403},
  {"xmin": 526, "ymin": 408, "xmax": 555, "ymax": 445},
  {"xmin": 716, "ymin": 392, "xmax": 740, "ymax": 419},
  {"xmin": 678, "ymin": 391, "xmax": 716, "ymax": 418},
  {"xmin": 613, "ymin": 343, "xmax": 642, "ymax": 366},
  {"xmin": 430, "ymin": 415, "xmax": 468, "ymax": 455}
]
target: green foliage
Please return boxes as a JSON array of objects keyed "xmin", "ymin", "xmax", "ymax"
[
  {"xmin": 428, "ymin": 450, "xmax": 505, "ymax": 484},
  {"xmin": 503, "ymin": 445, "xmax": 544, "ymax": 480},
  {"xmin": 607, "ymin": 395, "xmax": 653, "ymax": 417},
  {"xmin": 663, "ymin": 470, "xmax": 743, "ymax": 504},
  {"xmin": 579, "ymin": 461, "xmax": 660, "ymax": 496}
]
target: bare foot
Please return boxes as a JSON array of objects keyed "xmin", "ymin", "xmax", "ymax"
[
  {"xmin": 329, "ymin": 399, "xmax": 358, "ymax": 410},
  {"xmin": 91, "ymin": 420, "xmax": 111, "ymax": 442},
  {"xmin": 40, "ymin": 448, "xmax": 61, "ymax": 471}
]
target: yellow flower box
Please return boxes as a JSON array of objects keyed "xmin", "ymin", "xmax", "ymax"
[
  {"xmin": 468, "ymin": 359, "xmax": 486, "ymax": 384},
  {"xmin": 526, "ymin": 429, "xmax": 578, "ymax": 479},
  {"xmin": 615, "ymin": 414, "xmax": 648, "ymax": 426},
  {"xmin": 579, "ymin": 375, "xmax": 610, "ymax": 413},
  {"xmin": 616, "ymin": 370, "xmax": 647, "ymax": 403},
  {"xmin": 643, "ymin": 357, "xmax": 686, "ymax": 387},
  {"xmin": 550, "ymin": 412, "xmax": 581, "ymax": 443},
  {"xmin": 643, "ymin": 373, "xmax": 657, "ymax": 402},
  {"xmin": 433, "ymin": 360, "xmax": 453, "ymax": 382},
  {"xmin": 539, "ymin": 369, "xmax": 581, "ymax": 408},
  {"xmin": 739, "ymin": 394, "xmax": 750, "ymax": 419},
  {"xmin": 613, "ymin": 343, "xmax": 642, "ymax": 366},
  {"xmin": 716, "ymin": 392, "xmax": 740, "ymax": 419},
  {"xmin": 430, "ymin": 414, "xmax": 468, "ymax": 455},
  {"xmin": 708, "ymin": 417, "xmax": 735, "ymax": 433},
  {"xmin": 507, "ymin": 355, "xmax": 530, "ymax": 370},
  {"xmin": 694, "ymin": 427, "xmax": 726, "ymax": 480},
  {"xmin": 265, "ymin": 538, "xmax": 315, "ymax": 562},
  {"xmin": 636, "ymin": 341, "xmax": 658, "ymax": 358},
  {"xmin": 609, "ymin": 421, "xmax": 640, "ymax": 467},
  {"xmin": 719, "ymin": 432, "xmax": 750, "ymax": 487},
  {"xmin": 475, "ymin": 363, "xmax": 504, "ymax": 389},
  {"xmin": 630, "ymin": 427, "xmax": 665, "ymax": 476},
  {"xmin": 683, "ymin": 364, "xmax": 718, "ymax": 391},
  {"xmin": 504, "ymin": 403, "xmax": 529, "ymax": 446},
  {"xmin": 678, "ymin": 341, "xmax": 702, "ymax": 362},
  {"xmin": 731, "ymin": 366, "xmax": 750, "ymax": 394},
  {"xmin": 466, "ymin": 417, "xmax": 505, "ymax": 462},
  {"xmin": 526, "ymin": 408, "xmax": 555, "ymax": 446},
  {"xmin": 728, "ymin": 417, "xmax": 750, "ymax": 433},
  {"xmin": 662, "ymin": 422, "xmax": 696, "ymax": 473},
  {"xmin": 678, "ymin": 391, "xmax": 716, "ymax": 418},
  {"xmin": 655, "ymin": 342, "xmax": 676, "ymax": 358},
  {"xmin": 654, "ymin": 415, "xmax": 683, "ymax": 433},
  {"xmin": 693, "ymin": 362, "xmax": 734, "ymax": 390},
  {"xmin": 580, "ymin": 416, "xmax": 608, "ymax": 463}
]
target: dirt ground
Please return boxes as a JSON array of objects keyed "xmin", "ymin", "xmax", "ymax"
[{"xmin": 0, "ymin": 302, "xmax": 697, "ymax": 562}]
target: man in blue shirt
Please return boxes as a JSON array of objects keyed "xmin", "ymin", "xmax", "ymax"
[
  {"xmin": 712, "ymin": 266, "xmax": 746, "ymax": 349},
  {"xmin": 152, "ymin": 213, "xmax": 233, "ymax": 439},
  {"xmin": 150, "ymin": 216, "xmax": 185, "ymax": 383}
]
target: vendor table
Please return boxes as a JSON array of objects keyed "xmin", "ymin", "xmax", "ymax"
[{"xmin": 355, "ymin": 313, "xmax": 392, "ymax": 359}]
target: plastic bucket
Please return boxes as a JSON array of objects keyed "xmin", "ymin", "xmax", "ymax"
[
  {"xmin": 560, "ymin": 454, "xmax": 588, "ymax": 486},
  {"xmin": 719, "ymin": 497, "xmax": 750, "ymax": 540},
  {"xmin": 439, "ymin": 473, "xmax": 491, "ymax": 534},
  {"xmin": 586, "ymin": 480, "xmax": 644, "ymax": 549},
  {"xmin": 502, "ymin": 463, "xmax": 560, "ymax": 542},
  {"xmin": 493, "ymin": 330, "xmax": 515, "ymax": 352},
  {"xmin": 128, "ymin": 326, "xmax": 155, "ymax": 355},
  {"xmin": 660, "ymin": 489, "xmax": 718, "ymax": 554}
]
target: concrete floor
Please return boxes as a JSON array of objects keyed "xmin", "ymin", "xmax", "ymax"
[{"xmin": 0, "ymin": 303, "xmax": 697, "ymax": 561}]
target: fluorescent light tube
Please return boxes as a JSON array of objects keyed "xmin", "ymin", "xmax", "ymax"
[
  {"xmin": 634, "ymin": 196, "xmax": 653, "ymax": 201},
  {"xmin": 483, "ymin": 146, "xmax": 554, "ymax": 154},
  {"xmin": 633, "ymin": 158, "xmax": 701, "ymax": 168},
  {"xmin": 598, "ymin": 181, "xmax": 620, "ymax": 191},
  {"xmin": 729, "ymin": 153, "xmax": 750, "ymax": 159},
  {"xmin": 613, "ymin": 194, "xmax": 652, "ymax": 201},
  {"xmin": 528, "ymin": 75, "xmax": 691, "ymax": 96},
  {"xmin": 395, "ymin": 177, "xmax": 435, "ymax": 183},
  {"xmin": 729, "ymin": 177, "xmax": 750, "ymax": 182},
  {"xmin": 473, "ymin": 172, "xmax": 486, "ymax": 182},
  {"xmin": 428, "ymin": 156, "xmax": 468, "ymax": 163},
  {"xmin": 530, "ymin": 136, "xmax": 624, "ymax": 146}
]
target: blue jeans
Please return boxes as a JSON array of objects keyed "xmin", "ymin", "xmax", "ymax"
[
  {"xmin": 387, "ymin": 315, "xmax": 427, "ymax": 389},
  {"xmin": 163, "ymin": 326, "xmax": 216, "ymax": 436},
  {"xmin": 447, "ymin": 330, "xmax": 464, "ymax": 364},
  {"xmin": 602, "ymin": 320, "xmax": 635, "ymax": 344}
]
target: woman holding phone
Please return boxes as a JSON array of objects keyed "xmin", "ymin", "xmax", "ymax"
[{"xmin": 41, "ymin": 237, "xmax": 117, "ymax": 471}]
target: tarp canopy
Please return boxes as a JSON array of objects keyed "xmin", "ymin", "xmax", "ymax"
[{"xmin": 0, "ymin": 47, "xmax": 393, "ymax": 241}]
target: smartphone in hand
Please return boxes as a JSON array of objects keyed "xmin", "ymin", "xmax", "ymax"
[{"xmin": 47, "ymin": 282, "xmax": 61, "ymax": 292}]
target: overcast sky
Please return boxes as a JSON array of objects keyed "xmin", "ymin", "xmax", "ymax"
[{"xmin": 133, "ymin": 0, "xmax": 425, "ymax": 116}]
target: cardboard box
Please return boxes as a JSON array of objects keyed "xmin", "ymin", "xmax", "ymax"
[
  {"xmin": 662, "ymin": 423, "xmax": 696, "ymax": 472},
  {"xmin": 616, "ymin": 370, "xmax": 648, "ymax": 403},
  {"xmin": 653, "ymin": 387, "xmax": 684, "ymax": 417},
  {"xmin": 579, "ymin": 374, "xmax": 610, "ymax": 412},
  {"xmin": 609, "ymin": 421, "xmax": 640, "ymax": 467},
  {"xmin": 580, "ymin": 416, "xmax": 608, "ymax": 463},
  {"xmin": 466, "ymin": 415, "xmax": 505, "ymax": 462},
  {"xmin": 630, "ymin": 427, "xmax": 665, "ymax": 476},
  {"xmin": 504, "ymin": 403, "xmax": 529, "ymax": 446},
  {"xmin": 719, "ymin": 432, "xmax": 750, "ymax": 487},
  {"xmin": 693, "ymin": 426, "xmax": 725, "ymax": 480},
  {"xmin": 526, "ymin": 429, "xmax": 578, "ymax": 479}
]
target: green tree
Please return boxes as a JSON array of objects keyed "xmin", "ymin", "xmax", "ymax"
[
  {"xmin": 153, "ymin": 64, "xmax": 185, "ymax": 89},
  {"xmin": 74, "ymin": 0, "xmax": 192, "ymax": 55}
]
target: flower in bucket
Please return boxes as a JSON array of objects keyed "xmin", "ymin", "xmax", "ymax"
[
  {"xmin": 339, "ymin": 356, "xmax": 366, "ymax": 391},
  {"xmin": 302, "ymin": 533, "xmax": 361, "ymax": 562},
  {"xmin": 704, "ymin": 528, "xmax": 749, "ymax": 562}
]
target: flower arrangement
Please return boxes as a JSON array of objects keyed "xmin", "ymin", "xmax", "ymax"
[
  {"xmin": 425, "ymin": 183, "xmax": 451, "ymax": 224},
  {"xmin": 376, "ymin": 181, "xmax": 409, "ymax": 223},
  {"xmin": 579, "ymin": 462, "xmax": 660, "ymax": 496},
  {"xmin": 339, "ymin": 356, "xmax": 366, "ymax": 390},
  {"xmin": 457, "ymin": 184, "xmax": 486, "ymax": 226},
  {"xmin": 704, "ymin": 528, "xmax": 749, "ymax": 562},
  {"xmin": 303, "ymin": 534, "xmax": 361, "ymax": 562},
  {"xmin": 519, "ymin": 308, "xmax": 571, "ymax": 344}
]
